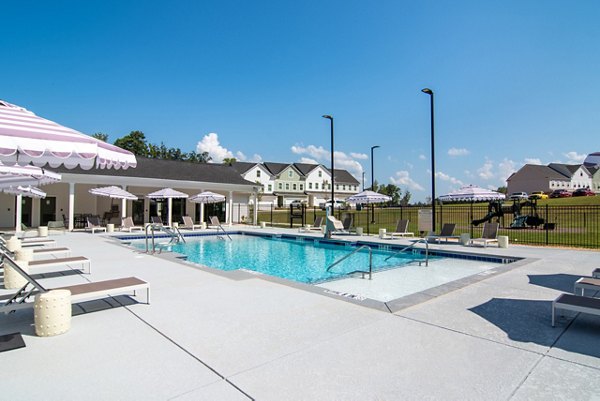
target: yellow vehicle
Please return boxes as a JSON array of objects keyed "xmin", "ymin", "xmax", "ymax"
[{"xmin": 529, "ymin": 191, "xmax": 548, "ymax": 200}]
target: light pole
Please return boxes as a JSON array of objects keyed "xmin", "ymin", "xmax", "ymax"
[
  {"xmin": 362, "ymin": 171, "xmax": 365, "ymax": 191},
  {"xmin": 422, "ymin": 88, "xmax": 436, "ymax": 232},
  {"xmin": 322, "ymin": 115, "xmax": 334, "ymax": 237},
  {"xmin": 370, "ymin": 145, "xmax": 380, "ymax": 223}
]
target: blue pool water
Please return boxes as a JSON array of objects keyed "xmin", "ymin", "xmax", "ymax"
[{"xmin": 132, "ymin": 235, "xmax": 430, "ymax": 283}]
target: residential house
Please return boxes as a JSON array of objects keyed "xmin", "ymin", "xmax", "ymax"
[{"xmin": 507, "ymin": 163, "xmax": 593, "ymax": 194}]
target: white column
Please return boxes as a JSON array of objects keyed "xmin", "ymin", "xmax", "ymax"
[
  {"xmin": 167, "ymin": 198, "xmax": 173, "ymax": 227},
  {"xmin": 253, "ymin": 191, "xmax": 258, "ymax": 226},
  {"xmin": 199, "ymin": 188, "xmax": 205, "ymax": 224},
  {"xmin": 15, "ymin": 194, "xmax": 23, "ymax": 232},
  {"xmin": 121, "ymin": 185, "xmax": 127, "ymax": 220},
  {"xmin": 68, "ymin": 183, "xmax": 75, "ymax": 231},
  {"xmin": 228, "ymin": 191, "xmax": 233, "ymax": 226}
]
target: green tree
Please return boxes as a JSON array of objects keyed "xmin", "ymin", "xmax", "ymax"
[
  {"xmin": 92, "ymin": 132, "xmax": 108, "ymax": 142},
  {"xmin": 370, "ymin": 180, "xmax": 379, "ymax": 192},
  {"xmin": 400, "ymin": 190, "xmax": 412, "ymax": 205},
  {"xmin": 496, "ymin": 186, "xmax": 507, "ymax": 194},
  {"xmin": 223, "ymin": 157, "xmax": 237, "ymax": 166},
  {"xmin": 114, "ymin": 131, "xmax": 149, "ymax": 156},
  {"xmin": 186, "ymin": 151, "xmax": 212, "ymax": 163},
  {"xmin": 380, "ymin": 184, "xmax": 401, "ymax": 204}
]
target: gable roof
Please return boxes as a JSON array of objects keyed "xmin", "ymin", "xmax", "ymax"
[
  {"xmin": 52, "ymin": 157, "xmax": 255, "ymax": 186},
  {"xmin": 230, "ymin": 161, "xmax": 257, "ymax": 174},
  {"xmin": 262, "ymin": 162, "xmax": 289, "ymax": 176},
  {"xmin": 507, "ymin": 164, "xmax": 568, "ymax": 182},
  {"xmin": 293, "ymin": 163, "xmax": 325, "ymax": 176},
  {"xmin": 329, "ymin": 168, "xmax": 360, "ymax": 184},
  {"xmin": 548, "ymin": 163, "xmax": 590, "ymax": 178}
]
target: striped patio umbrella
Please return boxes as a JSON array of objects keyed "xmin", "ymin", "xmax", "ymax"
[
  {"xmin": 89, "ymin": 186, "xmax": 138, "ymax": 200},
  {"xmin": 0, "ymin": 163, "xmax": 61, "ymax": 189},
  {"xmin": 3, "ymin": 185, "xmax": 46, "ymax": 199},
  {"xmin": 146, "ymin": 188, "xmax": 189, "ymax": 227},
  {"xmin": 0, "ymin": 100, "xmax": 137, "ymax": 170},
  {"xmin": 346, "ymin": 190, "xmax": 392, "ymax": 204},
  {"xmin": 189, "ymin": 191, "xmax": 226, "ymax": 204},
  {"xmin": 438, "ymin": 185, "xmax": 506, "ymax": 202}
]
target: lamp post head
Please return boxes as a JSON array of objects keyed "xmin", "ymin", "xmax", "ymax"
[
  {"xmin": 371, "ymin": 145, "xmax": 380, "ymax": 151},
  {"xmin": 322, "ymin": 115, "xmax": 333, "ymax": 120},
  {"xmin": 421, "ymin": 88, "xmax": 433, "ymax": 95}
]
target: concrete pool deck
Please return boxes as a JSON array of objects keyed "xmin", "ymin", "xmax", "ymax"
[{"xmin": 1, "ymin": 227, "xmax": 599, "ymax": 400}]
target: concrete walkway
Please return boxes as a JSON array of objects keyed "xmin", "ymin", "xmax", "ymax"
[{"xmin": 1, "ymin": 230, "xmax": 599, "ymax": 400}]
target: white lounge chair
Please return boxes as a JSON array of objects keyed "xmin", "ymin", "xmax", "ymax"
[
  {"xmin": 388, "ymin": 219, "xmax": 414, "ymax": 239},
  {"xmin": 0, "ymin": 253, "xmax": 149, "ymax": 315},
  {"xmin": 300, "ymin": 216, "xmax": 324, "ymax": 232},
  {"xmin": 121, "ymin": 217, "xmax": 144, "ymax": 232},
  {"xmin": 468, "ymin": 222, "xmax": 499, "ymax": 248},
  {"xmin": 86, "ymin": 216, "xmax": 106, "ymax": 234},
  {"xmin": 28, "ymin": 256, "xmax": 91, "ymax": 274},
  {"xmin": 180, "ymin": 216, "xmax": 202, "ymax": 231},
  {"xmin": 552, "ymin": 293, "xmax": 600, "ymax": 327},
  {"xmin": 574, "ymin": 277, "xmax": 600, "ymax": 296},
  {"xmin": 326, "ymin": 216, "xmax": 349, "ymax": 235}
]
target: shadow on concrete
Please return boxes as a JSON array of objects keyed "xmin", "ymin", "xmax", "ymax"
[
  {"xmin": 470, "ymin": 297, "xmax": 600, "ymax": 358},
  {"xmin": 527, "ymin": 273, "xmax": 581, "ymax": 293}
]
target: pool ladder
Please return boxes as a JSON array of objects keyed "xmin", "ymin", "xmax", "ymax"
[
  {"xmin": 385, "ymin": 237, "xmax": 429, "ymax": 267},
  {"xmin": 326, "ymin": 245, "xmax": 373, "ymax": 280},
  {"xmin": 145, "ymin": 223, "xmax": 186, "ymax": 254}
]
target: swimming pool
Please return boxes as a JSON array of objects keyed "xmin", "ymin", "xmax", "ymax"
[{"xmin": 130, "ymin": 235, "xmax": 432, "ymax": 283}]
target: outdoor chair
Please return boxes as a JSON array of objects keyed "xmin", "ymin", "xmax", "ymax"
[
  {"xmin": 121, "ymin": 217, "xmax": 144, "ymax": 232},
  {"xmin": 388, "ymin": 219, "xmax": 414, "ymax": 239},
  {"xmin": 27, "ymin": 256, "xmax": 92, "ymax": 274},
  {"xmin": 468, "ymin": 222, "xmax": 499, "ymax": 248},
  {"xmin": 593, "ymin": 268, "xmax": 600, "ymax": 279},
  {"xmin": 300, "ymin": 216, "xmax": 324, "ymax": 232},
  {"xmin": 0, "ymin": 235, "xmax": 55, "ymax": 248},
  {"xmin": 0, "ymin": 241, "xmax": 70, "ymax": 258},
  {"xmin": 427, "ymin": 223, "xmax": 460, "ymax": 244},
  {"xmin": 86, "ymin": 216, "xmax": 106, "ymax": 234},
  {"xmin": 326, "ymin": 216, "xmax": 349, "ymax": 235},
  {"xmin": 573, "ymin": 277, "xmax": 600, "ymax": 297},
  {"xmin": 180, "ymin": 216, "xmax": 202, "ymax": 231},
  {"xmin": 552, "ymin": 293, "xmax": 600, "ymax": 327},
  {"xmin": 341, "ymin": 214, "xmax": 358, "ymax": 234},
  {"xmin": 150, "ymin": 216, "xmax": 164, "ymax": 225},
  {"xmin": 208, "ymin": 216, "xmax": 221, "ymax": 228},
  {"xmin": 0, "ymin": 252, "xmax": 149, "ymax": 315}
]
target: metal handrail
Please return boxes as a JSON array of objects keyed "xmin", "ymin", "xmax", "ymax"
[
  {"xmin": 216, "ymin": 223, "xmax": 232, "ymax": 240},
  {"xmin": 385, "ymin": 237, "xmax": 429, "ymax": 267},
  {"xmin": 145, "ymin": 223, "xmax": 187, "ymax": 253},
  {"xmin": 326, "ymin": 245, "xmax": 373, "ymax": 280}
]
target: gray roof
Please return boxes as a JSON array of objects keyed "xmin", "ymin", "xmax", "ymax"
[
  {"xmin": 507, "ymin": 164, "xmax": 567, "ymax": 182},
  {"xmin": 52, "ymin": 157, "xmax": 255, "ymax": 186},
  {"xmin": 548, "ymin": 163, "xmax": 589, "ymax": 178},
  {"xmin": 293, "ymin": 163, "xmax": 320, "ymax": 175},
  {"xmin": 262, "ymin": 162, "xmax": 290, "ymax": 176},
  {"xmin": 230, "ymin": 161, "xmax": 257, "ymax": 174},
  {"xmin": 329, "ymin": 168, "xmax": 360, "ymax": 184}
]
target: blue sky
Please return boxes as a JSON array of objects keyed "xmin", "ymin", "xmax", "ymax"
[{"xmin": 2, "ymin": 1, "xmax": 599, "ymax": 200}]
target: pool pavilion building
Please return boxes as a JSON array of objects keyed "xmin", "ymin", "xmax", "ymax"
[{"xmin": 0, "ymin": 157, "xmax": 259, "ymax": 230}]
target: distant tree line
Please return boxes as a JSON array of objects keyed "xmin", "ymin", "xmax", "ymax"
[
  {"xmin": 371, "ymin": 181, "xmax": 412, "ymax": 206},
  {"xmin": 92, "ymin": 131, "xmax": 211, "ymax": 163}
]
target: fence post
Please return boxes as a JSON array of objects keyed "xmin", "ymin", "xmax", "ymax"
[
  {"xmin": 270, "ymin": 204, "xmax": 273, "ymax": 227},
  {"xmin": 469, "ymin": 202, "xmax": 474, "ymax": 238},
  {"xmin": 545, "ymin": 204, "xmax": 549, "ymax": 245}
]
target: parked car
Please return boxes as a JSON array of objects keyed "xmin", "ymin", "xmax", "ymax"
[
  {"xmin": 549, "ymin": 189, "xmax": 572, "ymax": 198},
  {"xmin": 289, "ymin": 200, "xmax": 306, "ymax": 207},
  {"xmin": 319, "ymin": 200, "xmax": 347, "ymax": 210},
  {"xmin": 572, "ymin": 188, "xmax": 595, "ymax": 197},
  {"xmin": 509, "ymin": 192, "xmax": 528, "ymax": 200},
  {"xmin": 528, "ymin": 191, "xmax": 548, "ymax": 200}
]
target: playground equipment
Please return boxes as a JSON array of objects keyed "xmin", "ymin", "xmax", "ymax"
[{"xmin": 472, "ymin": 198, "xmax": 544, "ymax": 228}]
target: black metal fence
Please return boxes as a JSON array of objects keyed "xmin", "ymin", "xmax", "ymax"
[{"xmin": 251, "ymin": 203, "xmax": 600, "ymax": 249}]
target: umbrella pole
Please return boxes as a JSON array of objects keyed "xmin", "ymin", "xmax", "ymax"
[
  {"xmin": 168, "ymin": 198, "xmax": 173, "ymax": 227},
  {"xmin": 15, "ymin": 194, "xmax": 23, "ymax": 232}
]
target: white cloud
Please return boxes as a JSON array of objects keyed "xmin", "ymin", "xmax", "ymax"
[
  {"xmin": 196, "ymin": 133, "xmax": 262, "ymax": 163},
  {"xmin": 299, "ymin": 157, "xmax": 319, "ymax": 164},
  {"xmin": 390, "ymin": 171, "xmax": 424, "ymax": 191},
  {"xmin": 291, "ymin": 144, "xmax": 364, "ymax": 179},
  {"xmin": 477, "ymin": 160, "xmax": 494, "ymax": 180},
  {"xmin": 350, "ymin": 152, "xmax": 368, "ymax": 160},
  {"xmin": 448, "ymin": 147, "xmax": 470, "ymax": 157},
  {"xmin": 419, "ymin": 154, "xmax": 426, "ymax": 160},
  {"xmin": 498, "ymin": 158, "xmax": 517, "ymax": 182},
  {"xmin": 404, "ymin": 162, "xmax": 414, "ymax": 170},
  {"xmin": 435, "ymin": 171, "xmax": 463, "ymax": 186},
  {"xmin": 524, "ymin": 158, "xmax": 542, "ymax": 165},
  {"xmin": 564, "ymin": 151, "xmax": 586, "ymax": 164}
]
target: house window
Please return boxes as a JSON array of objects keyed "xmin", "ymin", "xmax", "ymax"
[
  {"xmin": 288, "ymin": 171, "xmax": 293, "ymax": 178},
  {"xmin": 268, "ymin": 184, "xmax": 272, "ymax": 191},
  {"xmin": 309, "ymin": 183, "xmax": 313, "ymax": 189},
  {"xmin": 285, "ymin": 183, "xmax": 290, "ymax": 190},
  {"xmin": 315, "ymin": 183, "xmax": 319, "ymax": 190},
  {"xmin": 278, "ymin": 183, "xmax": 282, "ymax": 190},
  {"xmin": 293, "ymin": 184, "xmax": 297, "ymax": 190},
  {"xmin": 343, "ymin": 185, "xmax": 346, "ymax": 190},
  {"xmin": 336, "ymin": 185, "xmax": 339, "ymax": 190},
  {"xmin": 318, "ymin": 171, "xmax": 322, "ymax": 177},
  {"xmin": 300, "ymin": 184, "xmax": 303, "ymax": 190},
  {"xmin": 257, "ymin": 170, "xmax": 261, "ymax": 178}
]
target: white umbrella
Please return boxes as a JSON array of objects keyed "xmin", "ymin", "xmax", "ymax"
[
  {"xmin": 3, "ymin": 185, "xmax": 46, "ymax": 198},
  {"xmin": 0, "ymin": 100, "xmax": 137, "ymax": 170},
  {"xmin": 346, "ymin": 190, "xmax": 392, "ymax": 204},
  {"xmin": 146, "ymin": 188, "xmax": 189, "ymax": 227},
  {"xmin": 438, "ymin": 185, "xmax": 506, "ymax": 203},
  {"xmin": 190, "ymin": 191, "xmax": 226, "ymax": 203},
  {"xmin": 89, "ymin": 186, "xmax": 138, "ymax": 200},
  {"xmin": 0, "ymin": 163, "xmax": 62, "ymax": 189},
  {"xmin": 346, "ymin": 190, "xmax": 392, "ymax": 235}
]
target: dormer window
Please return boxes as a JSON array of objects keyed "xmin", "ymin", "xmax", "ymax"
[
  {"xmin": 288, "ymin": 171, "xmax": 293, "ymax": 178},
  {"xmin": 318, "ymin": 171, "xmax": 322, "ymax": 177},
  {"xmin": 257, "ymin": 170, "xmax": 261, "ymax": 178}
]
